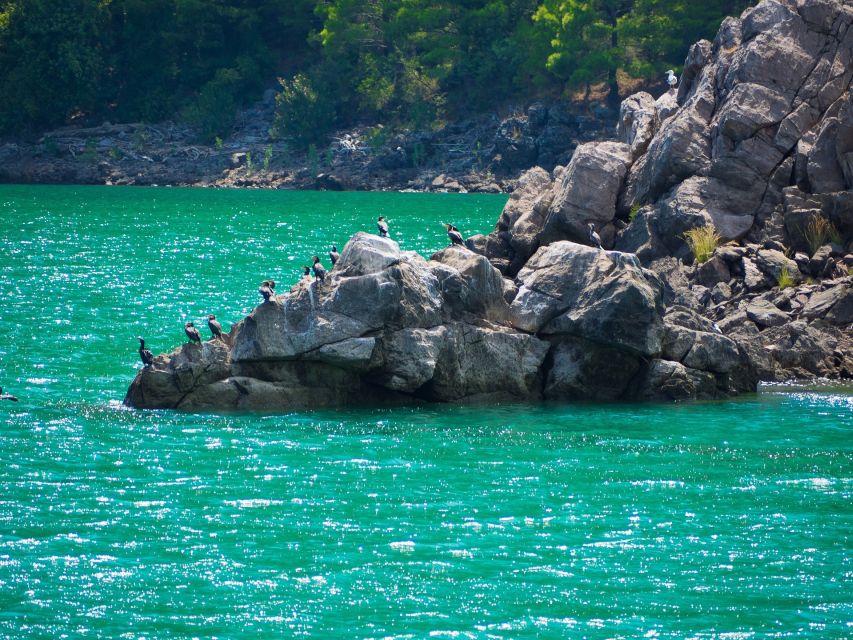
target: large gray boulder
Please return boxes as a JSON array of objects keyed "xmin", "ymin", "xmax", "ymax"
[
  {"xmin": 540, "ymin": 142, "xmax": 633, "ymax": 245},
  {"xmin": 510, "ymin": 242, "xmax": 664, "ymax": 356},
  {"xmin": 617, "ymin": 92, "xmax": 658, "ymax": 159}
]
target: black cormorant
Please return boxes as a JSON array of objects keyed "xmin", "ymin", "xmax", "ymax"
[
  {"xmin": 207, "ymin": 315, "xmax": 223, "ymax": 340},
  {"xmin": 259, "ymin": 279, "xmax": 276, "ymax": 302},
  {"xmin": 587, "ymin": 223, "xmax": 603, "ymax": 250},
  {"xmin": 312, "ymin": 256, "xmax": 327, "ymax": 283},
  {"xmin": 329, "ymin": 245, "xmax": 340, "ymax": 265},
  {"xmin": 185, "ymin": 322, "xmax": 202, "ymax": 344},
  {"xmin": 302, "ymin": 266, "xmax": 311, "ymax": 277},
  {"xmin": 137, "ymin": 337, "xmax": 154, "ymax": 367},
  {"xmin": 0, "ymin": 386, "xmax": 19, "ymax": 402},
  {"xmin": 377, "ymin": 216, "xmax": 389, "ymax": 237},
  {"xmin": 444, "ymin": 223, "xmax": 465, "ymax": 246}
]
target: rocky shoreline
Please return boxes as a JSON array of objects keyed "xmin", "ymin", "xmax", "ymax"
[
  {"xmin": 0, "ymin": 94, "xmax": 616, "ymax": 194},
  {"xmin": 123, "ymin": 0, "xmax": 853, "ymax": 410}
]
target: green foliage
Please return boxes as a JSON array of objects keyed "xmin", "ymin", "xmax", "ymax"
[
  {"xmin": 410, "ymin": 142, "xmax": 426, "ymax": 168},
  {"xmin": 804, "ymin": 215, "xmax": 841, "ymax": 255},
  {"xmin": 0, "ymin": 0, "xmax": 754, "ymax": 137},
  {"xmin": 272, "ymin": 73, "xmax": 336, "ymax": 149},
  {"xmin": 214, "ymin": 136, "xmax": 224, "ymax": 150},
  {"xmin": 80, "ymin": 139, "xmax": 97, "ymax": 163},
  {"xmin": 181, "ymin": 55, "xmax": 267, "ymax": 143},
  {"xmin": 628, "ymin": 203, "xmax": 641, "ymax": 222},
  {"xmin": 307, "ymin": 144, "xmax": 319, "ymax": 175},
  {"xmin": 683, "ymin": 224, "xmax": 721, "ymax": 264},
  {"xmin": 777, "ymin": 266, "xmax": 795, "ymax": 290},
  {"xmin": 263, "ymin": 144, "xmax": 273, "ymax": 171},
  {"xmin": 0, "ymin": 0, "xmax": 109, "ymax": 133},
  {"xmin": 366, "ymin": 126, "xmax": 387, "ymax": 154},
  {"xmin": 533, "ymin": 0, "xmax": 753, "ymax": 102},
  {"xmin": 245, "ymin": 151, "xmax": 253, "ymax": 173}
]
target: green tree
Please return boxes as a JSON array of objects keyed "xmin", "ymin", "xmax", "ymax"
[
  {"xmin": 533, "ymin": 0, "xmax": 632, "ymax": 105},
  {"xmin": 0, "ymin": 0, "xmax": 110, "ymax": 133},
  {"xmin": 271, "ymin": 72, "xmax": 336, "ymax": 148},
  {"xmin": 534, "ymin": 0, "xmax": 753, "ymax": 105}
]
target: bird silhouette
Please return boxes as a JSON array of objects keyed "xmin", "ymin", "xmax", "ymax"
[
  {"xmin": 259, "ymin": 279, "xmax": 276, "ymax": 302},
  {"xmin": 137, "ymin": 337, "xmax": 154, "ymax": 367},
  {"xmin": 377, "ymin": 216, "xmax": 389, "ymax": 237},
  {"xmin": 588, "ymin": 223, "xmax": 603, "ymax": 250},
  {"xmin": 207, "ymin": 315, "xmax": 223, "ymax": 340},
  {"xmin": 444, "ymin": 223, "xmax": 465, "ymax": 246},
  {"xmin": 184, "ymin": 322, "xmax": 202, "ymax": 344},
  {"xmin": 312, "ymin": 256, "xmax": 327, "ymax": 283}
]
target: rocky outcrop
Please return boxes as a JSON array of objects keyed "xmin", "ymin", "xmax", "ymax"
[
  {"xmin": 465, "ymin": 0, "xmax": 852, "ymax": 391},
  {"xmin": 0, "ymin": 97, "xmax": 615, "ymax": 193},
  {"xmin": 126, "ymin": 230, "xmax": 750, "ymax": 410},
  {"xmin": 126, "ymin": 0, "xmax": 852, "ymax": 411}
]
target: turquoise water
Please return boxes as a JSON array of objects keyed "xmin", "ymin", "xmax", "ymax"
[{"xmin": 1, "ymin": 185, "xmax": 851, "ymax": 638}]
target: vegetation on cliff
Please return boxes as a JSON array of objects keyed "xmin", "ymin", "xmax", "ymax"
[{"xmin": 0, "ymin": 0, "xmax": 752, "ymax": 143}]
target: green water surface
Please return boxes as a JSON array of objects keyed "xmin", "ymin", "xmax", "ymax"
[{"xmin": 0, "ymin": 186, "xmax": 850, "ymax": 639}]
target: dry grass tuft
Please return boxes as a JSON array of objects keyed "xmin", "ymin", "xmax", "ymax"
[{"xmin": 683, "ymin": 224, "xmax": 721, "ymax": 264}]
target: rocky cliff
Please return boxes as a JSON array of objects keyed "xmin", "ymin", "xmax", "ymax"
[{"xmin": 125, "ymin": 0, "xmax": 852, "ymax": 411}]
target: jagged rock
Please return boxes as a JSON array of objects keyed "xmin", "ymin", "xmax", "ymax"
[
  {"xmin": 746, "ymin": 298, "xmax": 789, "ymax": 327},
  {"xmin": 808, "ymin": 243, "xmax": 843, "ymax": 275},
  {"xmin": 710, "ymin": 281, "xmax": 733, "ymax": 304},
  {"xmin": 618, "ymin": 92, "xmax": 658, "ymax": 159},
  {"xmin": 429, "ymin": 246, "xmax": 510, "ymax": 321},
  {"xmin": 743, "ymin": 258, "xmax": 772, "ymax": 290},
  {"xmin": 655, "ymin": 91, "xmax": 679, "ymax": 122},
  {"xmin": 755, "ymin": 248, "xmax": 800, "ymax": 282},
  {"xmin": 494, "ymin": 116, "xmax": 538, "ymax": 171},
  {"xmin": 802, "ymin": 281, "xmax": 852, "ymax": 324},
  {"xmin": 124, "ymin": 0, "xmax": 853, "ymax": 411},
  {"xmin": 540, "ymin": 142, "xmax": 633, "ymax": 246},
  {"xmin": 510, "ymin": 241, "xmax": 664, "ymax": 356},
  {"xmin": 633, "ymin": 359, "xmax": 718, "ymax": 401},
  {"xmin": 697, "ymin": 255, "xmax": 731, "ymax": 286},
  {"xmin": 370, "ymin": 327, "xmax": 445, "ymax": 392},
  {"xmin": 427, "ymin": 322, "xmax": 549, "ymax": 402},
  {"xmin": 759, "ymin": 320, "xmax": 845, "ymax": 379}
]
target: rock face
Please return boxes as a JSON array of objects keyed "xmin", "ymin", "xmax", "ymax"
[
  {"xmin": 126, "ymin": 0, "xmax": 852, "ymax": 411},
  {"xmin": 126, "ymin": 231, "xmax": 739, "ymax": 411},
  {"xmin": 464, "ymin": 0, "xmax": 852, "ymax": 393}
]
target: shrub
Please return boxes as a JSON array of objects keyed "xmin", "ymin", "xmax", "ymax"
[
  {"xmin": 804, "ymin": 215, "xmax": 841, "ymax": 255},
  {"xmin": 683, "ymin": 224, "xmax": 721, "ymax": 264},
  {"xmin": 181, "ymin": 68, "xmax": 240, "ymax": 144},
  {"xmin": 628, "ymin": 203, "xmax": 641, "ymax": 222},
  {"xmin": 777, "ymin": 266, "xmax": 795, "ymax": 289},
  {"xmin": 272, "ymin": 73, "xmax": 336, "ymax": 150}
]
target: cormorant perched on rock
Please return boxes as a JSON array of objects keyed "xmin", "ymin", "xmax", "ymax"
[
  {"xmin": 666, "ymin": 69, "xmax": 678, "ymax": 90},
  {"xmin": 329, "ymin": 245, "xmax": 340, "ymax": 266},
  {"xmin": 0, "ymin": 386, "xmax": 19, "ymax": 402},
  {"xmin": 259, "ymin": 279, "xmax": 276, "ymax": 302},
  {"xmin": 302, "ymin": 265, "xmax": 311, "ymax": 277},
  {"xmin": 312, "ymin": 256, "xmax": 327, "ymax": 283},
  {"xmin": 137, "ymin": 337, "xmax": 154, "ymax": 367},
  {"xmin": 207, "ymin": 315, "xmax": 223, "ymax": 340},
  {"xmin": 588, "ymin": 223, "xmax": 603, "ymax": 250},
  {"xmin": 444, "ymin": 223, "xmax": 465, "ymax": 246},
  {"xmin": 377, "ymin": 216, "xmax": 389, "ymax": 237},
  {"xmin": 184, "ymin": 322, "xmax": 202, "ymax": 344}
]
